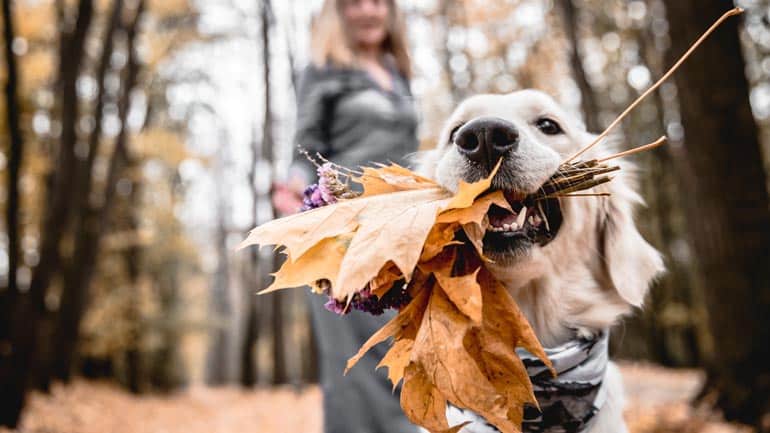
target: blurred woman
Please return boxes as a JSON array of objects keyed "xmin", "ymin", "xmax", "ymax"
[{"xmin": 273, "ymin": 1, "xmax": 419, "ymax": 433}]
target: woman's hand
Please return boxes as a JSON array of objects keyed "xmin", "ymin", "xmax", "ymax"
[{"xmin": 272, "ymin": 178, "xmax": 305, "ymax": 217}]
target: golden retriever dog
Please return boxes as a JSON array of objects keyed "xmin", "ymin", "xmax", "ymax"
[{"xmin": 415, "ymin": 90, "xmax": 665, "ymax": 433}]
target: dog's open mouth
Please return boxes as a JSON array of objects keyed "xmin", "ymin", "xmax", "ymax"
[{"xmin": 483, "ymin": 190, "xmax": 563, "ymax": 256}]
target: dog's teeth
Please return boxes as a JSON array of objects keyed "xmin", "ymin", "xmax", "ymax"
[
  {"xmin": 516, "ymin": 206, "xmax": 527, "ymax": 227},
  {"xmin": 528, "ymin": 216, "xmax": 535, "ymax": 226},
  {"xmin": 533, "ymin": 214, "xmax": 542, "ymax": 226},
  {"xmin": 510, "ymin": 222, "xmax": 519, "ymax": 231},
  {"xmin": 503, "ymin": 223, "xmax": 511, "ymax": 231}
]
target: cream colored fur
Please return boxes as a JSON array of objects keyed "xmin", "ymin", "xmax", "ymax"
[{"xmin": 416, "ymin": 90, "xmax": 665, "ymax": 433}]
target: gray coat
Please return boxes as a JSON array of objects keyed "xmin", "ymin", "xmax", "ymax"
[
  {"xmin": 294, "ymin": 63, "xmax": 420, "ymax": 433},
  {"xmin": 293, "ymin": 63, "xmax": 419, "ymax": 183}
]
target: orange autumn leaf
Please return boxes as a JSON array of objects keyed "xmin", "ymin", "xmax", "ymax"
[
  {"xmin": 462, "ymin": 222, "xmax": 488, "ymax": 261},
  {"xmin": 345, "ymin": 287, "xmax": 430, "ymax": 373},
  {"xmin": 347, "ymin": 248, "xmax": 551, "ymax": 433},
  {"xmin": 401, "ymin": 363, "xmax": 457, "ymax": 433},
  {"xmin": 421, "ymin": 223, "xmax": 462, "ymax": 262},
  {"xmin": 370, "ymin": 262, "xmax": 404, "ymax": 298},
  {"xmin": 434, "ymin": 267, "xmax": 482, "ymax": 324},
  {"xmin": 437, "ymin": 190, "xmax": 511, "ymax": 226},
  {"xmin": 240, "ymin": 185, "xmax": 455, "ymax": 300},
  {"xmin": 478, "ymin": 269, "xmax": 551, "ymax": 365},
  {"xmin": 259, "ymin": 235, "xmax": 350, "ymax": 294},
  {"xmin": 442, "ymin": 160, "xmax": 502, "ymax": 212},
  {"xmin": 356, "ymin": 164, "xmax": 439, "ymax": 197},
  {"xmin": 411, "ymin": 286, "xmax": 510, "ymax": 422},
  {"xmin": 238, "ymin": 200, "xmax": 364, "ymax": 261},
  {"xmin": 334, "ymin": 187, "xmax": 452, "ymax": 299},
  {"xmin": 240, "ymin": 163, "xmax": 497, "ymax": 300},
  {"xmin": 377, "ymin": 338, "xmax": 413, "ymax": 390}
]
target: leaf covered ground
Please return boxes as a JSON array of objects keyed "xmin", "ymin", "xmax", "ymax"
[{"xmin": 2, "ymin": 363, "xmax": 752, "ymax": 433}]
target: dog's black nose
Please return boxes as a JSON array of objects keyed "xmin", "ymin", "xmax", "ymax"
[{"xmin": 454, "ymin": 117, "xmax": 519, "ymax": 169}]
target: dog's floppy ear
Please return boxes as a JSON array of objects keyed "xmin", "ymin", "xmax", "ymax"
[{"xmin": 600, "ymin": 175, "xmax": 665, "ymax": 307}]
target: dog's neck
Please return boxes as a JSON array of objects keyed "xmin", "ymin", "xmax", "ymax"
[{"xmin": 487, "ymin": 255, "xmax": 631, "ymax": 348}]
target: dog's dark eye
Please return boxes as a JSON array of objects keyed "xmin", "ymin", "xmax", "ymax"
[{"xmin": 535, "ymin": 118, "xmax": 563, "ymax": 135}]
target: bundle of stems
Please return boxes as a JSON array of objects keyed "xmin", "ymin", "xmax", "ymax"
[{"xmin": 533, "ymin": 135, "xmax": 668, "ymax": 201}]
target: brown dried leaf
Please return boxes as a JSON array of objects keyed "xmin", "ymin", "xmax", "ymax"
[
  {"xmin": 437, "ymin": 190, "xmax": 511, "ymax": 226},
  {"xmin": 462, "ymin": 223, "xmax": 489, "ymax": 261},
  {"xmin": 356, "ymin": 164, "xmax": 439, "ymax": 197},
  {"xmin": 478, "ymin": 270, "xmax": 552, "ymax": 370},
  {"xmin": 334, "ymin": 188, "xmax": 452, "ymax": 299},
  {"xmin": 420, "ymin": 223, "xmax": 462, "ymax": 262},
  {"xmin": 259, "ymin": 235, "xmax": 350, "ymax": 294},
  {"xmin": 345, "ymin": 286, "xmax": 430, "ymax": 373},
  {"xmin": 238, "ymin": 201, "xmax": 364, "ymax": 261},
  {"xmin": 400, "ymin": 363, "xmax": 473, "ymax": 433},
  {"xmin": 434, "ymin": 267, "xmax": 482, "ymax": 324},
  {"xmin": 377, "ymin": 338, "xmax": 414, "ymax": 390},
  {"xmin": 369, "ymin": 262, "xmax": 404, "ymax": 298},
  {"xmin": 463, "ymin": 327, "xmax": 534, "ymax": 429},
  {"xmin": 442, "ymin": 161, "xmax": 501, "ymax": 212},
  {"xmin": 401, "ymin": 363, "xmax": 451, "ymax": 432},
  {"xmin": 412, "ymin": 287, "xmax": 508, "ymax": 423}
]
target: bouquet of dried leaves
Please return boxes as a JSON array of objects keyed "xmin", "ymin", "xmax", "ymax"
[
  {"xmin": 238, "ymin": 158, "xmax": 627, "ymax": 432},
  {"xmin": 238, "ymin": 8, "xmax": 741, "ymax": 432}
]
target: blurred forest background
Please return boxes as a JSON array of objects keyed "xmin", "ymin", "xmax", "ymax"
[{"xmin": 1, "ymin": 0, "xmax": 769, "ymax": 432}]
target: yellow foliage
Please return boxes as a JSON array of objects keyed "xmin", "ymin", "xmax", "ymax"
[
  {"xmin": 15, "ymin": 2, "xmax": 55, "ymax": 43},
  {"xmin": 132, "ymin": 129, "xmax": 189, "ymax": 165},
  {"xmin": 148, "ymin": 0, "xmax": 193, "ymax": 18},
  {"xmin": 463, "ymin": 0, "xmax": 521, "ymax": 25},
  {"xmin": 20, "ymin": 51, "xmax": 55, "ymax": 92},
  {"xmin": 144, "ymin": 30, "xmax": 200, "ymax": 70}
]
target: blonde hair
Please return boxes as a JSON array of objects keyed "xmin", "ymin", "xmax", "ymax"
[{"xmin": 311, "ymin": 0, "xmax": 412, "ymax": 78}]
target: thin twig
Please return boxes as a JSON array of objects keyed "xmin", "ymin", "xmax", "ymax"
[
  {"xmin": 564, "ymin": 7, "xmax": 743, "ymax": 164},
  {"xmin": 307, "ymin": 150, "xmax": 364, "ymax": 176},
  {"xmin": 551, "ymin": 193, "xmax": 612, "ymax": 198},
  {"xmin": 597, "ymin": 136, "xmax": 668, "ymax": 163}
]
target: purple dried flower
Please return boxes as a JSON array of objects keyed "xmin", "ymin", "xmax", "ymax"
[
  {"xmin": 317, "ymin": 162, "xmax": 335, "ymax": 178},
  {"xmin": 310, "ymin": 188, "xmax": 324, "ymax": 206},
  {"xmin": 324, "ymin": 297, "xmax": 349, "ymax": 315}
]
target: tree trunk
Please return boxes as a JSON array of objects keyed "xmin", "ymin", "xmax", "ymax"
[
  {"xmin": 254, "ymin": 0, "xmax": 288, "ymax": 385},
  {"xmin": 50, "ymin": 0, "xmax": 124, "ymax": 382},
  {"xmin": 124, "ymin": 218, "xmax": 142, "ymax": 394},
  {"xmin": 206, "ymin": 130, "xmax": 233, "ymax": 385},
  {"xmin": 0, "ymin": 0, "xmax": 23, "ymax": 386},
  {"xmin": 0, "ymin": 0, "xmax": 94, "ymax": 426},
  {"xmin": 239, "ymin": 126, "xmax": 260, "ymax": 387},
  {"xmin": 439, "ymin": 0, "xmax": 460, "ymax": 104},
  {"xmin": 271, "ymin": 286, "xmax": 287, "ymax": 385},
  {"xmin": 51, "ymin": 0, "xmax": 144, "ymax": 383},
  {"xmin": 661, "ymin": 1, "xmax": 770, "ymax": 428},
  {"xmin": 2, "ymin": 0, "xmax": 24, "ymax": 311},
  {"xmin": 557, "ymin": 0, "xmax": 601, "ymax": 132}
]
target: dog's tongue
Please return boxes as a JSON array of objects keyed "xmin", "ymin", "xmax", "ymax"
[{"xmin": 488, "ymin": 206, "xmax": 518, "ymax": 228}]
